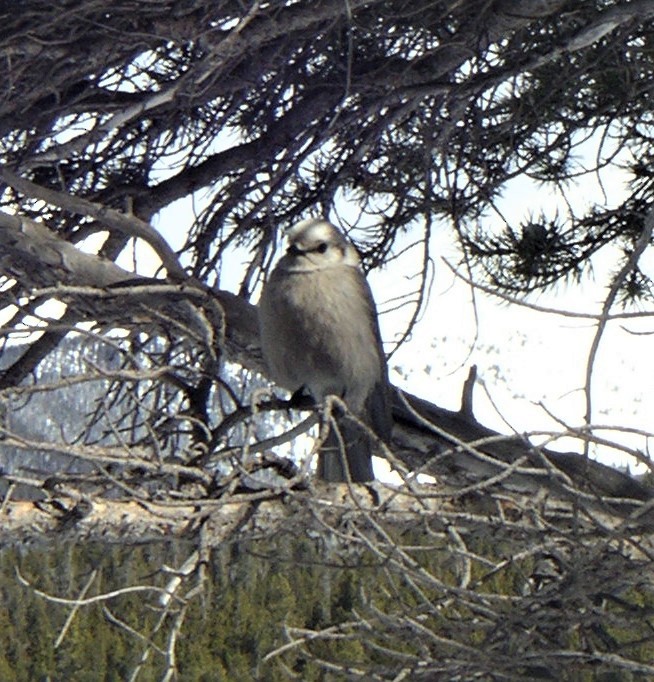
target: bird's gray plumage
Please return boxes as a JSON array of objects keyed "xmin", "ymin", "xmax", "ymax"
[{"xmin": 258, "ymin": 218, "xmax": 392, "ymax": 481}]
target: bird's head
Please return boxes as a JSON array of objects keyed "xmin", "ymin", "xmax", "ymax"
[{"xmin": 283, "ymin": 218, "xmax": 360, "ymax": 270}]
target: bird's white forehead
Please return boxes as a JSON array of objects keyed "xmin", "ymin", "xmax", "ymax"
[
  {"xmin": 286, "ymin": 218, "xmax": 339, "ymax": 243},
  {"xmin": 283, "ymin": 218, "xmax": 361, "ymax": 268}
]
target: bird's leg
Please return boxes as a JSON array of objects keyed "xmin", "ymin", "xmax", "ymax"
[{"xmin": 288, "ymin": 386, "xmax": 316, "ymax": 410}]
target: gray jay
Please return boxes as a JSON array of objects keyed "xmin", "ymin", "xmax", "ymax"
[{"xmin": 258, "ymin": 218, "xmax": 392, "ymax": 482}]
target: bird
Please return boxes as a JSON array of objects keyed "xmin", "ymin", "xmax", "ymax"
[{"xmin": 258, "ymin": 218, "xmax": 392, "ymax": 482}]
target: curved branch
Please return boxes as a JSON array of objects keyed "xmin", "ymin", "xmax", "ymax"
[
  {"xmin": 583, "ymin": 206, "xmax": 654, "ymax": 444},
  {"xmin": 0, "ymin": 167, "xmax": 185, "ymax": 278}
]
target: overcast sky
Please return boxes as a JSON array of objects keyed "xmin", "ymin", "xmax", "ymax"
[{"xmin": 374, "ymin": 162, "xmax": 652, "ymax": 475}]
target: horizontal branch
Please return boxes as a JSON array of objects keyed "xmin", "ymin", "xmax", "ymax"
[
  {"xmin": 0, "ymin": 167, "xmax": 185, "ymax": 277},
  {"xmin": 0, "ymin": 210, "xmax": 261, "ymax": 377},
  {"xmin": 1, "ymin": 477, "xmax": 650, "ymax": 550}
]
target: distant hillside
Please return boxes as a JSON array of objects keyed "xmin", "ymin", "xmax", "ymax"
[
  {"xmin": 0, "ymin": 337, "xmax": 125, "ymax": 479},
  {"xmin": 0, "ymin": 335, "xmax": 280, "ymax": 496}
]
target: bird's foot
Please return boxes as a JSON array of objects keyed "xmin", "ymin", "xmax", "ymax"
[{"xmin": 288, "ymin": 386, "xmax": 316, "ymax": 410}]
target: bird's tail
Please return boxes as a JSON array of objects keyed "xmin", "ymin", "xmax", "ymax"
[{"xmin": 317, "ymin": 416, "xmax": 374, "ymax": 482}]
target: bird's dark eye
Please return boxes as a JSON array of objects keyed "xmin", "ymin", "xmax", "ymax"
[{"xmin": 316, "ymin": 242, "xmax": 328, "ymax": 254}]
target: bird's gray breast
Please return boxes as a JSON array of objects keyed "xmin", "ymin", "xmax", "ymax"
[{"xmin": 259, "ymin": 263, "xmax": 383, "ymax": 413}]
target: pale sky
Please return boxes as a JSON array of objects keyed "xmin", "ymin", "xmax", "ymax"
[{"xmin": 374, "ymin": 163, "xmax": 653, "ymax": 475}]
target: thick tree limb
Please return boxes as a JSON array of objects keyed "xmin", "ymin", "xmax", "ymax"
[
  {"xmin": 0, "ymin": 167, "xmax": 185, "ymax": 277},
  {"xmin": 0, "ymin": 210, "xmax": 257, "ymax": 378},
  {"xmin": 1, "ymin": 478, "xmax": 651, "ymax": 550}
]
